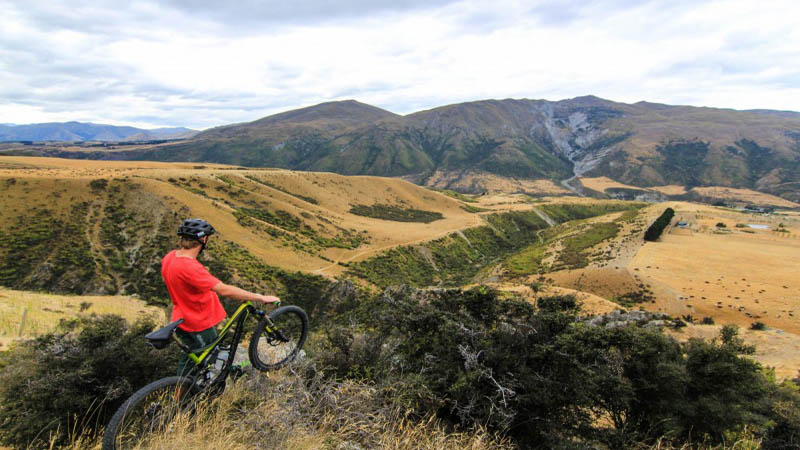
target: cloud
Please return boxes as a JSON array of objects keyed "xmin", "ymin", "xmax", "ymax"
[{"xmin": 0, "ymin": 0, "xmax": 799, "ymax": 129}]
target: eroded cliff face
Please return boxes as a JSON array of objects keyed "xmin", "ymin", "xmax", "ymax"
[{"xmin": 528, "ymin": 101, "xmax": 625, "ymax": 177}]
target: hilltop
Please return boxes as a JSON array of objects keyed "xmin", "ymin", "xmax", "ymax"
[
  {"xmin": 6, "ymin": 96, "xmax": 800, "ymax": 202},
  {"xmin": 0, "ymin": 156, "xmax": 491, "ymax": 299}
]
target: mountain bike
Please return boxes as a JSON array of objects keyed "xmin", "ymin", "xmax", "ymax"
[{"xmin": 102, "ymin": 301, "xmax": 308, "ymax": 450}]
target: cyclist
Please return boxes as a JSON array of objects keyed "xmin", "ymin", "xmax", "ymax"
[{"xmin": 162, "ymin": 218, "xmax": 280, "ymax": 376}]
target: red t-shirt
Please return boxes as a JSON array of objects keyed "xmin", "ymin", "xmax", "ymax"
[{"xmin": 161, "ymin": 250, "xmax": 226, "ymax": 332}]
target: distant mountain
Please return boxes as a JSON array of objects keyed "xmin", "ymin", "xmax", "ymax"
[
  {"xmin": 0, "ymin": 122, "xmax": 197, "ymax": 142},
  {"xmin": 5, "ymin": 97, "xmax": 800, "ymax": 202}
]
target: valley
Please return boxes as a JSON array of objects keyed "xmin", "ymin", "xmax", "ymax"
[{"xmin": 2, "ymin": 155, "xmax": 798, "ymax": 380}]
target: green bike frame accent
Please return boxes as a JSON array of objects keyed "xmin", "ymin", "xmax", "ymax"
[{"xmin": 183, "ymin": 301, "xmax": 277, "ymax": 365}]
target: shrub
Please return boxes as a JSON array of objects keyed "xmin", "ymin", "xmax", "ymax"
[
  {"xmin": 716, "ymin": 222, "xmax": 727, "ymax": 228},
  {"xmin": 672, "ymin": 318, "xmax": 687, "ymax": 329},
  {"xmin": 0, "ymin": 315, "xmax": 177, "ymax": 448},
  {"xmin": 89, "ymin": 178, "xmax": 108, "ymax": 190},
  {"xmin": 349, "ymin": 204, "xmax": 444, "ymax": 223},
  {"xmin": 538, "ymin": 293, "xmax": 580, "ymax": 312},
  {"xmin": 312, "ymin": 286, "xmax": 778, "ymax": 447},
  {"xmin": 701, "ymin": 316, "xmax": 715, "ymax": 325},
  {"xmin": 751, "ymin": 321, "xmax": 767, "ymax": 331}
]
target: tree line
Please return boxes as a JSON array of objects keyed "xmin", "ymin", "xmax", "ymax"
[{"xmin": 644, "ymin": 207, "xmax": 676, "ymax": 241}]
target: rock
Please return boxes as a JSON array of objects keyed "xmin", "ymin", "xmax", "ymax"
[{"xmin": 588, "ymin": 317, "xmax": 605, "ymax": 327}]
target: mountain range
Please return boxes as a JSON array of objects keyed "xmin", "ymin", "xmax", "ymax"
[
  {"xmin": 4, "ymin": 97, "xmax": 800, "ymax": 202},
  {"xmin": 0, "ymin": 122, "xmax": 197, "ymax": 142}
]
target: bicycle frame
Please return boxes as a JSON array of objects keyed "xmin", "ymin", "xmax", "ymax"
[{"xmin": 170, "ymin": 301, "xmax": 272, "ymax": 381}]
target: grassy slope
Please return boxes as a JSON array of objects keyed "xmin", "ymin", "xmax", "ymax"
[
  {"xmin": 347, "ymin": 202, "xmax": 644, "ymax": 288},
  {"xmin": 0, "ymin": 157, "xmax": 490, "ymax": 304}
]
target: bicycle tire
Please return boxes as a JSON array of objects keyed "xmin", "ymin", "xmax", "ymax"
[
  {"xmin": 248, "ymin": 305, "xmax": 308, "ymax": 371},
  {"xmin": 102, "ymin": 376, "xmax": 197, "ymax": 450}
]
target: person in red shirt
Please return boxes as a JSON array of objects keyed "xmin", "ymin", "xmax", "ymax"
[{"xmin": 162, "ymin": 218, "xmax": 279, "ymax": 376}]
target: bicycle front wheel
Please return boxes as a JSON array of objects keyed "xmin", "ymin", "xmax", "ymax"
[
  {"xmin": 248, "ymin": 305, "xmax": 308, "ymax": 371},
  {"xmin": 102, "ymin": 376, "xmax": 197, "ymax": 450}
]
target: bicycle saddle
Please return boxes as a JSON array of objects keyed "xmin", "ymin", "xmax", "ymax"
[{"xmin": 145, "ymin": 319, "xmax": 184, "ymax": 349}]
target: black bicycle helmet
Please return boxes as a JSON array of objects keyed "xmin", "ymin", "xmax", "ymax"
[{"xmin": 178, "ymin": 218, "xmax": 216, "ymax": 240}]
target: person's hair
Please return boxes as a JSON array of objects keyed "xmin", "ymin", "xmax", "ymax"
[{"xmin": 179, "ymin": 237, "xmax": 202, "ymax": 249}]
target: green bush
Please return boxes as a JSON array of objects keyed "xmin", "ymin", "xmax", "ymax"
[
  {"xmin": 89, "ymin": 178, "xmax": 108, "ymax": 190},
  {"xmin": 349, "ymin": 204, "xmax": 443, "ymax": 223},
  {"xmin": 312, "ymin": 287, "xmax": 781, "ymax": 447},
  {"xmin": 0, "ymin": 315, "xmax": 177, "ymax": 448}
]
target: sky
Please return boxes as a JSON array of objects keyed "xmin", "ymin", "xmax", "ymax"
[{"xmin": 1, "ymin": 0, "xmax": 799, "ymax": 130}]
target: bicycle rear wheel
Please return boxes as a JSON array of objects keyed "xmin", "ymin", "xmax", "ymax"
[
  {"xmin": 102, "ymin": 376, "xmax": 198, "ymax": 450},
  {"xmin": 248, "ymin": 305, "xmax": 308, "ymax": 371}
]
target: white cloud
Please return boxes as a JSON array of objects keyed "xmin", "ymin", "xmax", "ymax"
[{"xmin": 0, "ymin": 0, "xmax": 798, "ymax": 129}]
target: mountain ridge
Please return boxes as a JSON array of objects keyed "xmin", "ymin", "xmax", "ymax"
[
  {"xmin": 0, "ymin": 121, "xmax": 198, "ymax": 142},
  {"xmin": 4, "ymin": 96, "xmax": 800, "ymax": 202}
]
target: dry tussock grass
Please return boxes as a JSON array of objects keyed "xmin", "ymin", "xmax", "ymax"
[
  {"xmin": 635, "ymin": 435, "xmax": 761, "ymax": 450},
  {"xmin": 60, "ymin": 360, "xmax": 510, "ymax": 450},
  {"xmin": 0, "ymin": 288, "xmax": 162, "ymax": 349}
]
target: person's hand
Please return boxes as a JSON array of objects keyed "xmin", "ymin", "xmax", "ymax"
[{"xmin": 256, "ymin": 294, "xmax": 281, "ymax": 306}]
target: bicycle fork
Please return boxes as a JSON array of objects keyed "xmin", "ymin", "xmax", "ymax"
[{"xmin": 256, "ymin": 310, "xmax": 290, "ymax": 343}]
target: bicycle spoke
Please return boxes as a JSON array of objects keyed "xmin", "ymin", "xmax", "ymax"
[
  {"xmin": 111, "ymin": 381, "xmax": 194, "ymax": 449},
  {"xmin": 249, "ymin": 306, "xmax": 307, "ymax": 370}
]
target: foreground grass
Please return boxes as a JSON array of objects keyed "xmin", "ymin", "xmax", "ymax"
[
  {"xmin": 58, "ymin": 366, "xmax": 764, "ymax": 450},
  {"xmin": 63, "ymin": 362, "xmax": 511, "ymax": 450}
]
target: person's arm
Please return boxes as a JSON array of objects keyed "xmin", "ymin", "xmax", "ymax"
[{"xmin": 212, "ymin": 282, "xmax": 280, "ymax": 305}]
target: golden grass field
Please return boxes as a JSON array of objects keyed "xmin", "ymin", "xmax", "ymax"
[
  {"xmin": 630, "ymin": 204, "xmax": 800, "ymax": 333},
  {"xmin": 647, "ymin": 185, "xmax": 688, "ymax": 196},
  {"xmin": 0, "ymin": 288, "xmax": 163, "ymax": 350},
  {"xmin": 579, "ymin": 176, "xmax": 646, "ymax": 193},
  {"xmin": 579, "ymin": 176, "xmax": 799, "ymax": 208},
  {"xmin": 580, "ymin": 176, "xmax": 688, "ymax": 197},
  {"xmin": 690, "ymin": 186, "xmax": 800, "ymax": 208},
  {"xmin": 532, "ymin": 202, "xmax": 800, "ymax": 378}
]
